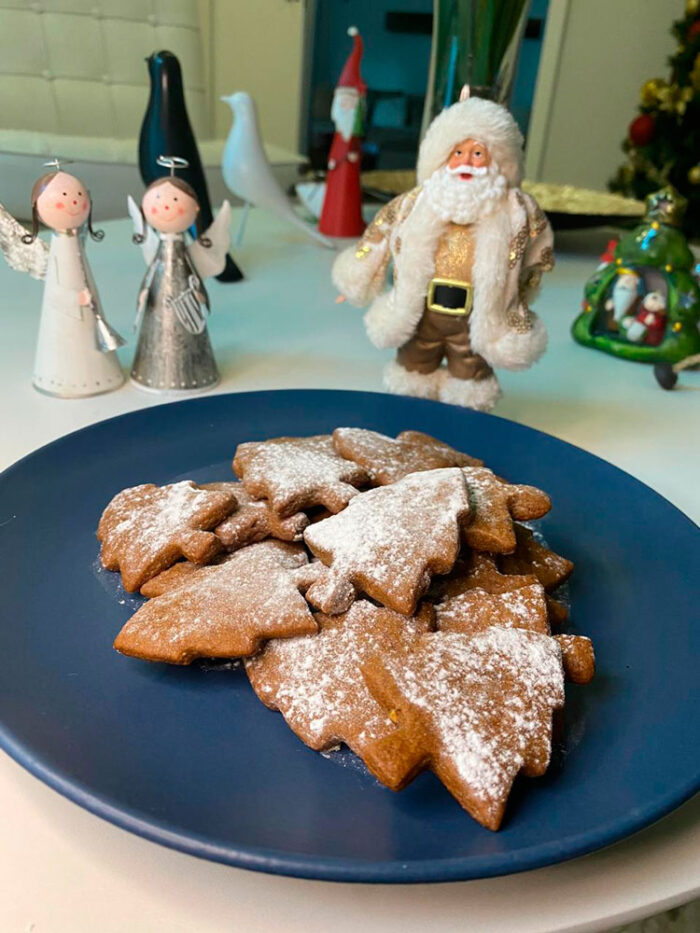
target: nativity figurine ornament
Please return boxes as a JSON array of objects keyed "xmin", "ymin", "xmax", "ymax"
[
  {"xmin": 0, "ymin": 159, "xmax": 125, "ymax": 398},
  {"xmin": 128, "ymin": 155, "xmax": 232, "ymax": 394},
  {"xmin": 333, "ymin": 86, "xmax": 554, "ymax": 412}
]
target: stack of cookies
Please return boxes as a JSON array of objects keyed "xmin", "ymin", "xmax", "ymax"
[{"xmin": 97, "ymin": 428, "xmax": 594, "ymax": 831}]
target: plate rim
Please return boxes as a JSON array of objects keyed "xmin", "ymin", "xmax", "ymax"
[
  {"xmin": 1, "ymin": 388, "xmax": 698, "ymax": 884},
  {"xmin": 2, "ymin": 716, "xmax": 699, "ymax": 884}
]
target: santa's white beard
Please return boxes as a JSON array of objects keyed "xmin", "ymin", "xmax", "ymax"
[
  {"xmin": 611, "ymin": 283, "xmax": 638, "ymax": 321},
  {"xmin": 331, "ymin": 92, "xmax": 359, "ymax": 142},
  {"xmin": 424, "ymin": 163, "xmax": 508, "ymax": 224}
]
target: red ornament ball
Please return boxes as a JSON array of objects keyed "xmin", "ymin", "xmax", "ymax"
[
  {"xmin": 629, "ymin": 113, "xmax": 655, "ymax": 146},
  {"xmin": 688, "ymin": 19, "xmax": 700, "ymax": 41}
]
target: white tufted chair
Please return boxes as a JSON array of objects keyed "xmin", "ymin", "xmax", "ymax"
[{"xmin": 0, "ymin": 0, "xmax": 301, "ymax": 219}]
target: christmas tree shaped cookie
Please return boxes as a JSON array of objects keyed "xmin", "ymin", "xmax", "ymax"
[
  {"xmin": 233, "ymin": 435, "xmax": 369, "ymax": 517},
  {"xmin": 332, "ymin": 427, "xmax": 481, "ymax": 485},
  {"xmin": 433, "ymin": 552, "xmax": 593, "ymax": 683},
  {"xmin": 553, "ymin": 634, "xmax": 595, "ymax": 685},
  {"xmin": 304, "ymin": 467, "xmax": 471, "ymax": 615},
  {"xmin": 246, "ymin": 600, "xmax": 433, "ymax": 757},
  {"xmin": 203, "ymin": 482, "xmax": 309, "ymax": 548},
  {"xmin": 434, "ymin": 553, "xmax": 550, "ymax": 637},
  {"xmin": 114, "ymin": 541, "xmax": 323, "ymax": 664},
  {"xmin": 498, "ymin": 524, "xmax": 574, "ymax": 592},
  {"xmin": 139, "ymin": 559, "xmax": 215, "ymax": 598},
  {"xmin": 361, "ymin": 627, "xmax": 566, "ymax": 830},
  {"xmin": 461, "ymin": 467, "xmax": 551, "ymax": 553},
  {"xmin": 98, "ymin": 481, "xmax": 237, "ymax": 592}
]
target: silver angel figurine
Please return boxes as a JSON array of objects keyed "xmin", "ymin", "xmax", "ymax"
[
  {"xmin": 0, "ymin": 162, "xmax": 124, "ymax": 398},
  {"xmin": 128, "ymin": 157, "xmax": 231, "ymax": 393}
]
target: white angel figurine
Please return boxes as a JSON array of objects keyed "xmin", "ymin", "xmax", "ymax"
[
  {"xmin": 0, "ymin": 161, "xmax": 125, "ymax": 398},
  {"xmin": 128, "ymin": 156, "xmax": 231, "ymax": 393}
]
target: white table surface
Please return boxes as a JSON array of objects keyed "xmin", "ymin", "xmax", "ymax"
[{"xmin": 1, "ymin": 208, "xmax": 698, "ymax": 933}]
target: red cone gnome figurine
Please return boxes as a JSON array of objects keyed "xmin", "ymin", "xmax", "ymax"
[
  {"xmin": 333, "ymin": 86, "xmax": 554, "ymax": 411},
  {"xmin": 318, "ymin": 27, "xmax": 367, "ymax": 238}
]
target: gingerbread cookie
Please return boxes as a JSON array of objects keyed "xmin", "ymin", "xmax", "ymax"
[
  {"xmin": 433, "ymin": 555, "xmax": 592, "ymax": 682},
  {"xmin": 554, "ymin": 634, "xmax": 595, "ymax": 684},
  {"xmin": 233, "ymin": 435, "xmax": 369, "ymax": 518},
  {"xmin": 203, "ymin": 482, "xmax": 309, "ymax": 548},
  {"xmin": 499, "ymin": 524, "xmax": 574, "ymax": 591},
  {"xmin": 114, "ymin": 541, "xmax": 323, "ymax": 664},
  {"xmin": 332, "ymin": 427, "xmax": 481, "ymax": 485},
  {"xmin": 361, "ymin": 627, "xmax": 565, "ymax": 830},
  {"xmin": 399, "ymin": 430, "xmax": 483, "ymax": 467},
  {"xmin": 545, "ymin": 595, "xmax": 570, "ymax": 627},
  {"xmin": 246, "ymin": 600, "xmax": 433, "ymax": 757},
  {"xmin": 98, "ymin": 481, "xmax": 237, "ymax": 592},
  {"xmin": 435, "ymin": 553, "xmax": 550, "ymax": 637},
  {"xmin": 462, "ymin": 468, "xmax": 551, "ymax": 553},
  {"xmin": 139, "ymin": 560, "xmax": 212, "ymax": 598},
  {"xmin": 304, "ymin": 467, "xmax": 471, "ymax": 615}
]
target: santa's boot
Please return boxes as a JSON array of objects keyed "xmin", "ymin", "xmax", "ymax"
[
  {"xmin": 438, "ymin": 371, "xmax": 502, "ymax": 412},
  {"xmin": 383, "ymin": 360, "xmax": 441, "ymax": 400}
]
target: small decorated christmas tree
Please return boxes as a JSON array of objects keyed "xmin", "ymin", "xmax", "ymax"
[
  {"xmin": 572, "ymin": 187, "xmax": 700, "ymax": 363},
  {"xmin": 610, "ymin": 0, "xmax": 700, "ymax": 239}
]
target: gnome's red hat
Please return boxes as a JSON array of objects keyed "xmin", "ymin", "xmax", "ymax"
[{"xmin": 337, "ymin": 26, "xmax": 366, "ymax": 95}]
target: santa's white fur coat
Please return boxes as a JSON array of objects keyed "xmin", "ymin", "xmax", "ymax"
[{"xmin": 332, "ymin": 184, "xmax": 554, "ymax": 372}]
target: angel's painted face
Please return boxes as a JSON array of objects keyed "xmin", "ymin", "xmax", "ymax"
[
  {"xmin": 143, "ymin": 181, "xmax": 199, "ymax": 234},
  {"xmin": 36, "ymin": 172, "xmax": 90, "ymax": 231}
]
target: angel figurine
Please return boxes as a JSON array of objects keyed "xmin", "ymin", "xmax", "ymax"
[
  {"xmin": 0, "ymin": 159, "xmax": 125, "ymax": 398},
  {"xmin": 128, "ymin": 155, "xmax": 231, "ymax": 393}
]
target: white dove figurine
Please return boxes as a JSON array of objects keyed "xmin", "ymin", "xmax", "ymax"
[{"xmin": 221, "ymin": 92, "xmax": 334, "ymax": 249}]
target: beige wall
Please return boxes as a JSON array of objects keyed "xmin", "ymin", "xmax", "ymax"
[
  {"xmin": 526, "ymin": 0, "xmax": 680, "ymax": 189},
  {"xmin": 201, "ymin": 0, "xmax": 306, "ymax": 151}
]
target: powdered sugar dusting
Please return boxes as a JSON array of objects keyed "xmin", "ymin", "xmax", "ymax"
[
  {"xmin": 246, "ymin": 601, "xmax": 430, "ymax": 753},
  {"xmin": 462, "ymin": 467, "xmax": 500, "ymax": 511},
  {"xmin": 105, "ymin": 482, "xmax": 217, "ymax": 548},
  {"xmin": 98, "ymin": 481, "xmax": 235, "ymax": 589},
  {"xmin": 332, "ymin": 427, "xmax": 479, "ymax": 484},
  {"xmin": 304, "ymin": 468, "xmax": 470, "ymax": 613},
  {"xmin": 211, "ymin": 484, "xmax": 308, "ymax": 547},
  {"xmin": 234, "ymin": 435, "xmax": 368, "ymax": 515},
  {"xmin": 384, "ymin": 628, "xmax": 564, "ymax": 810},
  {"xmin": 436, "ymin": 583, "xmax": 549, "ymax": 635},
  {"xmin": 114, "ymin": 541, "xmax": 317, "ymax": 663}
]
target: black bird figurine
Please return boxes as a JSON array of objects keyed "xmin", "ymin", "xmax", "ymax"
[{"xmin": 139, "ymin": 49, "xmax": 243, "ymax": 282}]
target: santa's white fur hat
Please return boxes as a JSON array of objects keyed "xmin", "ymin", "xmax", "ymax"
[{"xmin": 416, "ymin": 92, "xmax": 524, "ymax": 187}]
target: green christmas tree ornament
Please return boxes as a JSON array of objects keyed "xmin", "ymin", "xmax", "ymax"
[{"xmin": 572, "ymin": 187, "xmax": 700, "ymax": 364}]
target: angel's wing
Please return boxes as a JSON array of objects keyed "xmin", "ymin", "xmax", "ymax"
[
  {"xmin": 127, "ymin": 195, "xmax": 159, "ymax": 267},
  {"xmin": 0, "ymin": 203, "xmax": 48, "ymax": 279},
  {"xmin": 187, "ymin": 200, "xmax": 231, "ymax": 280}
]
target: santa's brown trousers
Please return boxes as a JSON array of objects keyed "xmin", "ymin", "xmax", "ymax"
[{"xmin": 396, "ymin": 308, "xmax": 493, "ymax": 381}]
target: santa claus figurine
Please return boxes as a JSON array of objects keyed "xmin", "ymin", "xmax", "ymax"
[
  {"xmin": 605, "ymin": 270, "xmax": 640, "ymax": 328},
  {"xmin": 332, "ymin": 86, "xmax": 554, "ymax": 411},
  {"xmin": 624, "ymin": 291, "xmax": 667, "ymax": 346},
  {"xmin": 318, "ymin": 27, "xmax": 366, "ymax": 238}
]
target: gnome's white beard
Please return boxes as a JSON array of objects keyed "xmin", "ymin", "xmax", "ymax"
[{"xmin": 424, "ymin": 162, "xmax": 508, "ymax": 224}]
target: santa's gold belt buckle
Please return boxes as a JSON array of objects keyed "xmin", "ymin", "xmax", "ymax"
[{"xmin": 427, "ymin": 278, "xmax": 473, "ymax": 316}]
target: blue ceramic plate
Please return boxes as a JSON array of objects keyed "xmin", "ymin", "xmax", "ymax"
[{"xmin": 0, "ymin": 390, "xmax": 698, "ymax": 883}]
